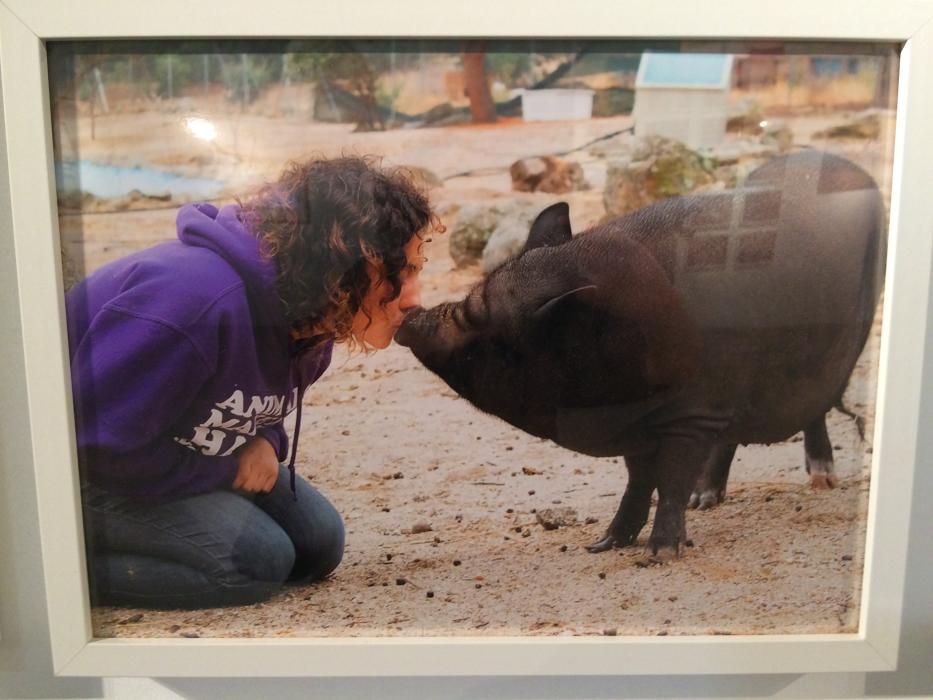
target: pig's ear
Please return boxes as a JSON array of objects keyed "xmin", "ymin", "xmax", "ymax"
[
  {"xmin": 533, "ymin": 284, "xmax": 597, "ymax": 319},
  {"xmin": 523, "ymin": 202, "xmax": 573, "ymax": 253}
]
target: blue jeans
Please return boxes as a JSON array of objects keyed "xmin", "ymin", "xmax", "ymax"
[{"xmin": 81, "ymin": 464, "xmax": 345, "ymax": 609}]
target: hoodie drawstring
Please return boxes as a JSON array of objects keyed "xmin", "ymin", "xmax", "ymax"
[
  {"xmin": 283, "ymin": 336, "xmax": 332, "ymax": 503},
  {"xmin": 286, "ymin": 391, "xmax": 303, "ymax": 502}
]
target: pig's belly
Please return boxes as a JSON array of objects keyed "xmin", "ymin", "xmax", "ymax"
[
  {"xmin": 551, "ymin": 402, "xmax": 663, "ymax": 456},
  {"xmin": 547, "ymin": 323, "xmax": 866, "ymax": 455},
  {"xmin": 694, "ymin": 323, "xmax": 867, "ymax": 444},
  {"xmin": 549, "ymin": 391, "xmax": 730, "ymax": 457}
]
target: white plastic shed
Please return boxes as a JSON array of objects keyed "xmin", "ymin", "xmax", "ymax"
[{"xmin": 632, "ymin": 52, "xmax": 734, "ymax": 149}]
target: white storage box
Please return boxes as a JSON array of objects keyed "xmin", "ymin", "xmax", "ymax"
[
  {"xmin": 521, "ymin": 88, "xmax": 595, "ymax": 121},
  {"xmin": 633, "ymin": 53, "xmax": 733, "ymax": 149}
]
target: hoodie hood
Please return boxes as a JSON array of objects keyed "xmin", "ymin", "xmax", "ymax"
[
  {"xmin": 67, "ymin": 201, "xmax": 336, "ymax": 501},
  {"xmin": 177, "ymin": 202, "xmax": 285, "ymax": 326}
]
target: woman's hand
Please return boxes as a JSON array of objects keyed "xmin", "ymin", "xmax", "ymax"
[{"xmin": 233, "ymin": 436, "xmax": 280, "ymax": 493}]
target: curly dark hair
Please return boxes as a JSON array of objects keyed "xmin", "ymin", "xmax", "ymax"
[{"xmin": 239, "ymin": 155, "xmax": 443, "ymax": 345}]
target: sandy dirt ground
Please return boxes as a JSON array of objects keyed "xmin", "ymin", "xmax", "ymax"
[{"xmin": 57, "ymin": 105, "xmax": 888, "ymax": 639}]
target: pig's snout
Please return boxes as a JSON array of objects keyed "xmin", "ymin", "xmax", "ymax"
[
  {"xmin": 394, "ymin": 306, "xmax": 430, "ymax": 348},
  {"xmin": 395, "ymin": 303, "xmax": 474, "ymax": 357}
]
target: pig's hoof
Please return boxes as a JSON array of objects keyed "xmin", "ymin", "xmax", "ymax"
[
  {"xmin": 806, "ymin": 456, "xmax": 837, "ymax": 489},
  {"xmin": 646, "ymin": 537, "xmax": 683, "ymax": 562},
  {"xmin": 641, "ymin": 545, "xmax": 679, "ymax": 565},
  {"xmin": 585, "ymin": 534, "xmax": 618, "ymax": 553},
  {"xmin": 585, "ymin": 530, "xmax": 636, "ymax": 553},
  {"xmin": 809, "ymin": 473, "xmax": 838, "ymax": 490},
  {"xmin": 634, "ymin": 554, "xmax": 664, "ymax": 567},
  {"xmin": 688, "ymin": 489, "xmax": 722, "ymax": 510}
]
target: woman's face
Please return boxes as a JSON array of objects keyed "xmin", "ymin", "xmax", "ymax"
[{"xmin": 351, "ymin": 235, "xmax": 425, "ymax": 350}]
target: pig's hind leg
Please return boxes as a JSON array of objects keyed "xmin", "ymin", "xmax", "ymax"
[
  {"xmin": 804, "ymin": 415, "xmax": 838, "ymax": 489},
  {"xmin": 688, "ymin": 443, "xmax": 738, "ymax": 510},
  {"xmin": 585, "ymin": 453, "xmax": 656, "ymax": 553}
]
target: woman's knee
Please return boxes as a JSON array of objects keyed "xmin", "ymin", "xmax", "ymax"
[
  {"xmin": 230, "ymin": 521, "xmax": 297, "ymax": 585},
  {"xmin": 303, "ymin": 503, "xmax": 345, "ymax": 580},
  {"xmin": 284, "ymin": 488, "xmax": 345, "ymax": 581},
  {"xmin": 259, "ymin": 473, "xmax": 346, "ymax": 582}
]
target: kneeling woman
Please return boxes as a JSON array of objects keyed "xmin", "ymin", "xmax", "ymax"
[{"xmin": 68, "ymin": 156, "xmax": 440, "ymax": 608}]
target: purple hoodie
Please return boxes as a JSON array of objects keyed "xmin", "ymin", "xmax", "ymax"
[{"xmin": 66, "ymin": 203, "xmax": 333, "ymax": 500}]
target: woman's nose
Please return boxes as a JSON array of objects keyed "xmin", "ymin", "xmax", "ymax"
[{"xmin": 399, "ymin": 276, "xmax": 422, "ymax": 311}]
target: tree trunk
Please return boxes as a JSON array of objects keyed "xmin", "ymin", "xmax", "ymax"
[{"xmin": 461, "ymin": 44, "xmax": 497, "ymax": 124}]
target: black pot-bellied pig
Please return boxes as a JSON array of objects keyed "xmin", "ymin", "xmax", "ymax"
[{"xmin": 395, "ymin": 151, "xmax": 885, "ymax": 559}]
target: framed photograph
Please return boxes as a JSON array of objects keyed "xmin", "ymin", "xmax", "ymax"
[{"xmin": 2, "ymin": 0, "xmax": 932, "ymax": 678}]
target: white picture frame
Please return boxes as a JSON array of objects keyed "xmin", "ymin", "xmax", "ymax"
[{"xmin": 1, "ymin": 0, "xmax": 931, "ymax": 679}]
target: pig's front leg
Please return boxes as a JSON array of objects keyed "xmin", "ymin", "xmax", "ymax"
[
  {"xmin": 586, "ymin": 453, "xmax": 656, "ymax": 552},
  {"xmin": 648, "ymin": 435, "xmax": 716, "ymax": 560}
]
